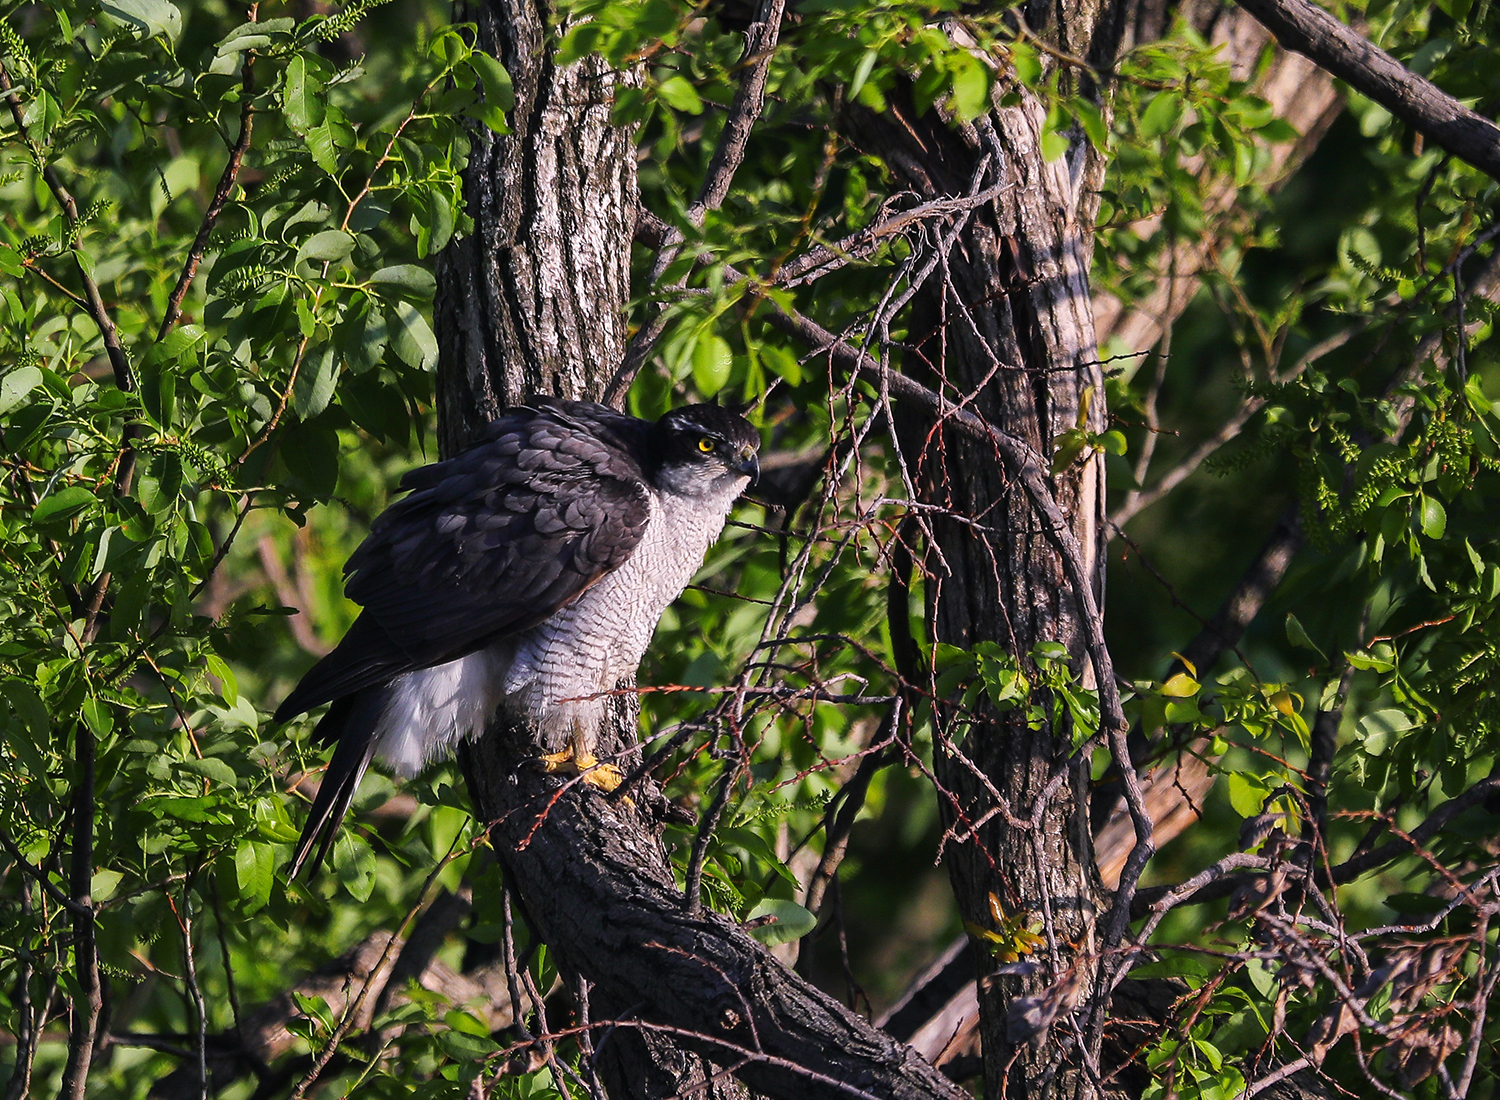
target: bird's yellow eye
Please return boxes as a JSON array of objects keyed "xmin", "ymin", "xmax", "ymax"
[{"xmin": 697, "ymin": 437, "xmax": 716, "ymax": 453}]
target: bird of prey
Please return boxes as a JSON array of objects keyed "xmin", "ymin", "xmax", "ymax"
[{"xmin": 275, "ymin": 398, "xmax": 761, "ymax": 877}]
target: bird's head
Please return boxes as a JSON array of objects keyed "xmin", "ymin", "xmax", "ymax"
[{"xmin": 652, "ymin": 404, "xmax": 762, "ymax": 499}]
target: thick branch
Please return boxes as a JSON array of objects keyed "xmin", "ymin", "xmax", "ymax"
[
  {"xmin": 463, "ymin": 743, "xmax": 968, "ymax": 1100},
  {"xmin": 57, "ymin": 721, "xmax": 100, "ymax": 1100},
  {"xmin": 1235, "ymin": 0, "xmax": 1500, "ymax": 182}
]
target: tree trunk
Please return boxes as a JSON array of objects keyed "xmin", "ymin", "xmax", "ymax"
[
  {"xmin": 852, "ymin": 5, "xmax": 1127, "ymax": 1095},
  {"xmin": 434, "ymin": 0, "xmax": 639, "ymax": 455},
  {"xmin": 433, "ymin": 4, "xmax": 969, "ymax": 1098},
  {"xmin": 435, "ymin": 3, "xmax": 741, "ymax": 1094}
]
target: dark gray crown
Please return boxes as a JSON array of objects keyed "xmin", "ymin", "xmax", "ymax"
[{"xmin": 658, "ymin": 404, "xmax": 761, "ymax": 452}]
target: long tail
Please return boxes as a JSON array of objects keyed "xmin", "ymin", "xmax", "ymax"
[{"xmin": 288, "ymin": 690, "xmax": 386, "ymax": 879}]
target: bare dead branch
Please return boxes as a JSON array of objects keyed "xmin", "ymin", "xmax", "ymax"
[
  {"xmin": 177, "ymin": 882, "xmax": 209, "ymax": 1100},
  {"xmin": 686, "ymin": 0, "xmax": 786, "ymax": 227},
  {"xmin": 288, "ymin": 841, "xmax": 466, "ymax": 1098},
  {"xmin": 774, "ymin": 183, "xmax": 1009, "ymax": 289}
]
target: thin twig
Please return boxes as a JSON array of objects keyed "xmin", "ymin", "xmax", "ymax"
[
  {"xmin": 158, "ymin": 16, "xmax": 258, "ymax": 341},
  {"xmin": 288, "ymin": 836, "xmax": 467, "ymax": 1099},
  {"xmin": 175, "ymin": 880, "xmax": 209, "ymax": 1100},
  {"xmin": 609, "ymin": 0, "xmax": 787, "ymax": 400},
  {"xmin": 683, "ymin": 761, "xmax": 740, "ymax": 916}
]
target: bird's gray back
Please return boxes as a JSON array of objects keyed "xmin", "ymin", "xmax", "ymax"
[{"xmin": 370, "ymin": 470, "xmax": 748, "ymax": 769}]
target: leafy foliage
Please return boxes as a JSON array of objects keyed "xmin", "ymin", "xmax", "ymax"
[
  {"xmin": 0, "ymin": 1, "xmax": 513, "ymax": 1093},
  {"xmin": 1, "ymin": 0, "xmax": 1498, "ymax": 1096}
]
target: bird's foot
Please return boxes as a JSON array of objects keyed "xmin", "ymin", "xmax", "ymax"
[{"xmin": 539, "ymin": 748, "xmax": 624, "ymax": 794}]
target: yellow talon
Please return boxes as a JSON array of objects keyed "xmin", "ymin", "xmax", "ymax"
[{"xmin": 540, "ymin": 748, "xmax": 625, "ymax": 795}]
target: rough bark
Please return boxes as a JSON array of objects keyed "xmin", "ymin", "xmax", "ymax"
[
  {"xmin": 434, "ymin": 0, "xmax": 639, "ymax": 456},
  {"xmin": 434, "ymin": 2, "xmax": 743, "ymax": 1094},
  {"xmin": 850, "ymin": 6, "xmax": 1126, "ymax": 1092}
]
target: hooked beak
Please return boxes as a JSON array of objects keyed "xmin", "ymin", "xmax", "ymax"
[{"xmin": 737, "ymin": 450, "xmax": 760, "ymax": 487}]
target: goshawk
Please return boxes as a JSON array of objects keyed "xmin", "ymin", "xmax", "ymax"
[{"xmin": 275, "ymin": 398, "xmax": 761, "ymax": 876}]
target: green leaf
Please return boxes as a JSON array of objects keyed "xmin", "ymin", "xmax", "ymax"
[
  {"xmin": 139, "ymin": 363, "xmax": 176, "ymax": 429},
  {"xmin": 759, "ymin": 344, "xmax": 802, "ymax": 385},
  {"xmin": 1346, "ymin": 648, "xmax": 1395, "ymax": 673},
  {"xmin": 1008, "ymin": 40, "xmax": 1041, "ymax": 86},
  {"xmin": 1139, "ymin": 91, "xmax": 1183, "ymax": 138},
  {"xmin": 369, "ymin": 264, "xmax": 437, "ymax": 299},
  {"xmin": 1256, "ymin": 117, "xmax": 1300, "ymax": 143},
  {"xmin": 306, "ymin": 122, "xmax": 339, "ymax": 175},
  {"xmin": 295, "ymin": 296, "xmax": 316, "ymax": 339},
  {"xmin": 556, "ymin": 22, "xmax": 607, "ymax": 66},
  {"xmin": 1284, "ymin": 613, "xmax": 1327, "ymax": 663},
  {"xmin": 657, "ymin": 75, "xmax": 703, "ymax": 114},
  {"xmin": 948, "ymin": 55, "xmax": 990, "ymax": 122},
  {"xmin": 334, "ymin": 832, "xmax": 376, "ymax": 902},
  {"xmin": 1226, "ymin": 771, "xmax": 1268, "ymax": 817},
  {"xmin": 1159, "ymin": 672, "xmax": 1199, "ymax": 698},
  {"xmin": 389, "ymin": 302, "xmax": 437, "ymax": 369},
  {"xmin": 181, "ymin": 756, "xmax": 239, "ymax": 786},
  {"xmin": 1051, "ymin": 428, "xmax": 1087, "ymax": 473},
  {"xmin": 1073, "ymin": 98, "xmax": 1108, "ymax": 151},
  {"xmin": 745, "ymin": 898, "xmax": 818, "ymax": 946},
  {"xmin": 33, "ymin": 485, "xmax": 96, "ymax": 525},
  {"xmin": 0, "ymin": 366, "xmax": 43, "ymax": 415},
  {"xmin": 1039, "ymin": 125, "xmax": 1070, "ymax": 162},
  {"xmin": 1244, "ymin": 959, "xmax": 1275, "ymax": 997},
  {"xmin": 283, "ymin": 54, "xmax": 324, "ymax": 134},
  {"xmin": 424, "ymin": 190, "xmax": 456, "ymax": 255},
  {"xmin": 1418, "ymin": 495, "xmax": 1446, "ymax": 539},
  {"xmin": 81, "ymin": 696, "xmax": 113, "ymax": 736},
  {"xmin": 847, "ymin": 49, "xmax": 879, "ymax": 103},
  {"xmin": 692, "ymin": 333, "xmax": 733, "ymax": 396},
  {"xmin": 292, "ymin": 344, "xmax": 339, "ymax": 420},
  {"xmin": 204, "ymin": 653, "xmax": 239, "ymax": 707},
  {"xmin": 100, "ymin": 0, "xmax": 182, "ymax": 40},
  {"xmin": 468, "ymin": 51, "xmax": 515, "ymax": 111},
  {"xmin": 296, "ymin": 230, "xmax": 355, "ymax": 267},
  {"xmin": 1358, "ymin": 708, "xmax": 1416, "ymax": 755},
  {"xmin": 468, "ymin": 99, "xmax": 510, "ymax": 135},
  {"xmin": 235, "ymin": 839, "xmax": 276, "ymax": 912},
  {"xmin": 281, "ymin": 416, "xmax": 341, "ymax": 500},
  {"xmin": 90, "ymin": 869, "xmax": 124, "ymax": 901},
  {"xmin": 291, "ymin": 991, "xmax": 335, "ymax": 1033}
]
